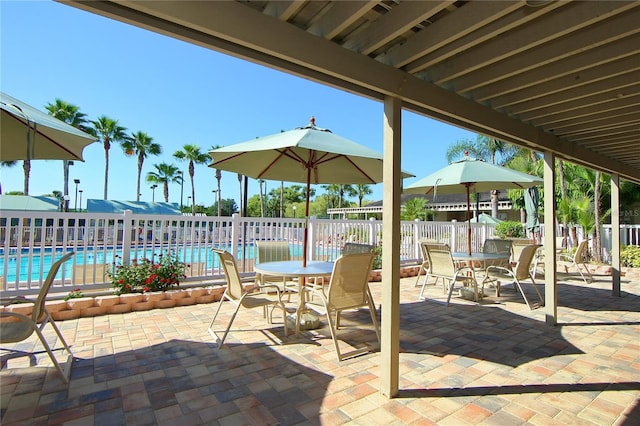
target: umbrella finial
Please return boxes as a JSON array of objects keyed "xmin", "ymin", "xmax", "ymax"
[
  {"xmin": 310, "ymin": 116, "xmax": 315, "ymax": 126},
  {"xmin": 464, "ymin": 150, "xmax": 469, "ymax": 157}
]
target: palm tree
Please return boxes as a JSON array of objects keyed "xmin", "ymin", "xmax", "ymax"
[
  {"xmin": 209, "ymin": 145, "xmax": 222, "ymax": 216},
  {"xmin": 45, "ymin": 99, "xmax": 90, "ymax": 211},
  {"xmin": 122, "ymin": 131, "xmax": 162, "ymax": 201},
  {"xmin": 447, "ymin": 135, "xmax": 511, "ymax": 217},
  {"xmin": 355, "ymin": 184, "xmax": 373, "ymax": 207},
  {"xmin": 146, "ymin": 163, "xmax": 180, "ymax": 202},
  {"xmin": 173, "ymin": 144, "xmax": 210, "ymax": 215},
  {"xmin": 89, "ymin": 116, "xmax": 127, "ymax": 200},
  {"xmin": 237, "ymin": 173, "xmax": 243, "ymax": 215}
]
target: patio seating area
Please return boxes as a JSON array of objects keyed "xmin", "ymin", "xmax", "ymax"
[{"xmin": 1, "ymin": 271, "xmax": 639, "ymax": 425}]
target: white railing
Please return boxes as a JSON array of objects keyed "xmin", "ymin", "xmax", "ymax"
[{"xmin": 1, "ymin": 210, "xmax": 501, "ymax": 297}]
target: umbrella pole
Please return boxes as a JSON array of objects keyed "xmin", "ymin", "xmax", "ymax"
[
  {"xmin": 302, "ymin": 168, "xmax": 312, "ymax": 268},
  {"xmin": 466, "ymin": 184, "xmax": 472, "ymax": 255}
]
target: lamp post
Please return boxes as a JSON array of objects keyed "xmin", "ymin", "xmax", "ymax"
[
  {"xmin": 151, "ymin": 184, "xmax": 157, "ymax": 202},
  {"xmin": 178, "ymin": 171, "xmax": 184, "ymax": 208},
  {"xmin": 73, "ymin": 179, "xmax": 80, "ymax": 211},
  {"xmin": 78, "ymin": 190, "xmax": 83, "ymax": 211},
  {"xmin": 292, "ymin": 205, "xmax": 297, "ymax": 218},
  {"xmin": 187, "ymin": 196, "xmax": 192, "ymax": 209},
  {"xmin": 212, "ymin": 190, "xmax": 218, "ymax": 216}
]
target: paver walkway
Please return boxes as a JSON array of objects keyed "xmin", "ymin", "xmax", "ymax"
[{"xmin": 2, "ymin": 272, "xmax": 639, "ymax": 425}]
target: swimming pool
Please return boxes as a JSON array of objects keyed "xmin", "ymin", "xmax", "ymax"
[{"xmin": 0, "ymin": 244, "xmax": 314, "ymax": 283}]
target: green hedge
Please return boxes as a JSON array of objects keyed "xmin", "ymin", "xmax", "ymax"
[
  {"xmin": 621, "ymin": 245, "xmax": 640, "ymax": 267},
  {"xmin": 494, "ymin": 221, "xmax": 526, "ymax": 239}
]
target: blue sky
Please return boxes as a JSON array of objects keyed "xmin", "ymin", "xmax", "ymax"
[{"xmin": 1, "ymin": 0, "xmax": 478, "ymax": 209}]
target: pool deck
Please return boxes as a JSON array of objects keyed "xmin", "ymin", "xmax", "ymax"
[{"xmin": 2, "ymin": 271, "xmax": 639, "ymax": 425}]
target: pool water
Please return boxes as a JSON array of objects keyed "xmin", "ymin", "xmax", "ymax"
[{"xmin": 1, "ymin": 244, "xmax": 313, "ymax": 283}]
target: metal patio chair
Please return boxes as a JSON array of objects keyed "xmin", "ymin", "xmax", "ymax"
[
  {"xmin": 306, "ymin": 252, "xmax": 380, "ymax": 361},
  {"xmin": 482, "ymin": 244, "xmax": 544, "ymax": 310},
  {"xmin": 208, "ymin": 249, "xmax": 288, "ymax": 348},
  {"xmin": 0, "ymin": 252, "xmax": 75, "ymax": 382}
]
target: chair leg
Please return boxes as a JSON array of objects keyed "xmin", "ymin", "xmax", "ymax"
[
  {"xmin": 37, "ymin": 317, "xmax": 74, "ymax": 382},
  {"xmin": 418, "ymin": 272, "xmax": 433, "ymax": 300},
  {"xmin": 528, "ymin": 274, "xmax": 545, "ymax": 307},
  {"xmin": 576, "ymin": 262, "xmax": 593, "ymax": 284},
  {"xmin": 446, "ymin": 278, "xmax": 457, "ymax": 306},
  {"xmin": 207, "ymin": 294, "xmax": 242, "ymax": 348}
]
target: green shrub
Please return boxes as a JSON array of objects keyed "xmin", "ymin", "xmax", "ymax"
[
  {"xmin": 494, "ymin": 221, "xmax": 526, "ymax": 239},
  {"xmin": 108, "ymin": 251, "xmax": 188, "ymax": 294},
  {"xmin": 372, "ymin": 245, "xmax": 382, "ymax": 269},
  {"xmin": 621, "ymin": 245, "xmax": 640, "ymax": 267}
]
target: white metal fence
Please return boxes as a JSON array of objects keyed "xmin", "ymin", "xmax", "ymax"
[
  {"xmin": 1, "ymin": 211, "xmax": 500, "ymax": 297},
  {"xmin": 2, "ymin": 210, "xmax": 639, "ymax": 297}
]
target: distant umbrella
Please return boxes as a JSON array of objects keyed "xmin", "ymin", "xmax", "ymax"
[{"xmin": 404, "ymin": 153, "xmax": 542, "ymax": 254}]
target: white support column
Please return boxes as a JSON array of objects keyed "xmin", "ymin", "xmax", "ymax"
[
  {"xmin": 543, "ymin": 152, "xmax": 557, "ymax": 325},
  {"xmin": 611, "ymin": 174, "xmax": 621, "ymax": 296},
  {"xmin": 381, "ymin": 96, "xmax": 401, "ymax": 398}
]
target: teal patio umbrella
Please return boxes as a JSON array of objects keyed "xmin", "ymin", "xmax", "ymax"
[
  {"xmin": 0, "ymin": 92, "xmax": 96, "ymax": 161},
  {"xmin": 209, "ymin": 117, "xmax": 414, "ymax": 265},
  {"xmin": 404, "ymin": 153, "xmax": 542, "ymax": 254},
  {"xmin": 469, "ymin": 213, "xmax": 502, "ymax": 224}
]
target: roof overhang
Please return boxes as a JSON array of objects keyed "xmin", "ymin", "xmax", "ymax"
[{"xmin": 60, "ymin": 0, "xmax": 640, "ymax": 184}]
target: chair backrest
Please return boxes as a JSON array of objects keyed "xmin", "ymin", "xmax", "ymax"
[
  {"xmin": 34, "ymin": 252, "xmax": 75, "ymax": 322},
  {"xmin": 327, "ymin": 252, "xmax": 375, "ymax": 311},
  {"xmin": 574, "ymin": 240, "xmax": 589, "ymax": 262},
  {"xmin": 342, "ymin": 242, "xmax": 375, "ymax": 255},
  {"xmin": 213, "ymin": 249, "xmax": 245, "ymax": 300},
  {"xmin": 256, "ymin": 241, "xmax": 291, "ymax": 264},
  {"xmin": 424, "ymin": 243, "xmax": 456, "ymax": 278},
  {"xmin": 509, "ymin": 238, "xmax": 531, "ymax": 261},
  {"xmin": 513, "ymin": 244, "xmax": 541, "ymax": 280},
  {"xmin": 483, "ymin": 238, "xmax": 513, "ymax": 255}
]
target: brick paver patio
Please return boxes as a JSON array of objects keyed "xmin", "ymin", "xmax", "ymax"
[{"xmin": 2, "ymin": 271, "xmax": 639, "ymax": 425}]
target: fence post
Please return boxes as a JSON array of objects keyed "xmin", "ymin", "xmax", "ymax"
[
  {"xmin": 369, "ymin": 217, "xmax": 377, "ymax": 246},
  {"xmin": 450, "ymin": 221, "xmax": 457, "ymax": 251},
  {"xmin": 122, "ymin": 210, "xmax": 133, "ymax": 265},
  {"xmin": 230, "ymin": 213, "xmax": 241, "ymax": 260},
  {"xmin": 309, "ymin": 216, "xmax": 316, "ymax": 260}
]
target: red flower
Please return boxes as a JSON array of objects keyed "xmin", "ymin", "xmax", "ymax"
[{"xmin": 119, "ymin": 279, "xmax": 124, "ymax": 284}]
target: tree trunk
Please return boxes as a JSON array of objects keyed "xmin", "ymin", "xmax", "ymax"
[
  {"xmin": 103, "ymin": 141, "xmax": 110, "ymax": 200},
  {"xmin": 216, "ymin": 169, "xmax": 222, "ymax": 216},
  {"xmin": 558, "ymin": 159, "xmax": 567, "ymax": 238},
  {"xmin": 136, "ymin": 156, "xmax": 143, "ymax": 202},
  {"xmin": 280, "ymin": 181, "xmax": 284, "ymax": 218},
  {"xmin": 237, "ymin": 174, "xmax": 243, "ymax": 216},
  {"xmin": 63, "ymin": 160, "xmax": 70, "ymax": 211},
  {"xmin": 594, "ymin": 171, "xmax": 601, "ymax": 262},
  {"xmin": 491, "ymin": 190, "xmax": 499, "ymax": 218},
  {"xmin": 23, "ymin": 160, "xmax": 31, "ymax": 195}
]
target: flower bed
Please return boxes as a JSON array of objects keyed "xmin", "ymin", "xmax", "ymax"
[{"xmin": 0, "ymin": 287, "xmax": 226, "ymax": 322}]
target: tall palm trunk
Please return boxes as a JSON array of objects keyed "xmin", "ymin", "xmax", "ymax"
[
  {"xmin": 103, "ymin": 140, "xmax": 110, "ymax": 199},
  {"xmin": 491, "ymin": 190, "xmax": 499, "ymax": 218},
  {"xmin": 136, "ymin": 155, "xmax": 143, "ymax": 202},
  {"xmin": 163, "ymin": 182, "xmax": 169, "ymax": 202},
  {"xmin": 280, "ymin": 181, "xmax": 284, "ymax": 218},
  {"xmin": 594, "ymin": 171, "xmax": 602, "ymax": 262},
  {"xmin": 23, "ymin": 160, "xmax": 31, "ymax": 195},
  {"xmin": 259, "ymin": 180, "xmax": 265, "ymax": 217},
  {"xmin": 63, "ymin": 160, "xmax": 71, "ymax": 211},
  {"xmin": 558, "ymin": 160, "xmax": 567, "ymax": 240},
  {"xmin": 189, "ymin": 162, "xmax": 196, "ymax": 216},
  {"xmin": 237, "ymin": 174, "xmax": 243, "ymax": 215},
  {"xmin": 216, "ymin": 169, "xmax": 222, "ymax": 216}
]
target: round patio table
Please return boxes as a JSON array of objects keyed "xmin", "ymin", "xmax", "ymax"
[{"xmin": 254, "ymin": 260, "xmax": 334, "ymax": 337}]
